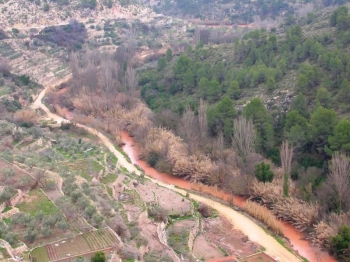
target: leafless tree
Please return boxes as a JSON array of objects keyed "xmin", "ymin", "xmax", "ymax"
[
  {"xmin": 280, "ymin": 140, "xmax": 293, "ymax": 176},
  {"xmin": 69, "ymin": 52, "xmax": 80, "ymax": 79},
  {"xmin": 99, "ymin": 59, "xmax": 118, "ymax": 110},
  {"xmin": 326, "ymin": 152, "xmax": 350, "ymax": 213},
  {"xmin": 216, "ymin": 130, "xmax": 224, "ymax": 152},
  {"xmin": 81, "ymin": 60, "xmax": 98, "ymax": 94},
  {"xmin": 179, "ymin": 107, "xmax": 198, "ymax": 151},
  {"xmin": 198, "ymin": 99, "xmax": 208, "ymax": 147},
  {"xmin": 232, "ymin": 115, "xmax": 255, "ymax": 159},
  {"xmin": 125, "ymin": 66, "xmax": 137, "ymax": 92}
]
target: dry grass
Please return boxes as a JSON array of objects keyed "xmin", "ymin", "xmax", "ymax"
[
  {"xmin": 273, "ymin": 198, "xmax": 319, "ymax": 232},
  {"xmin": 249, "ymin": 179, "xmax": 319, "ymax": 232},
  {"xmin": 242, "ymin": 200, "xmax": 284, "ymax": 235}
]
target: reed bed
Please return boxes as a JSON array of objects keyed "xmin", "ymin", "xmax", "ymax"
[{"xmin": 242, "ymin": 200, "xmax": 284, "ymax": 235}]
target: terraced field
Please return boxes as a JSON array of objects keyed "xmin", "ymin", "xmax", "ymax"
[
  {"xmin": 83, "ymin": 228, "xmax": 118, "ymax": 251},
  {"xmin": 31, "ymin": 228, "xmax": 119, "ymax": 262}
]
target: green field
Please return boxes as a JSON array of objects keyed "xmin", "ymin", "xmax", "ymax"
[
  {"xmin": 31, "ymin": 246, "xmax": 49, "ymax": 262},
  {"xmin": 16, "ymin": 189, "xmax": 58, "ymax": 216}
]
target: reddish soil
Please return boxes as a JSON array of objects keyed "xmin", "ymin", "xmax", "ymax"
[
  {"xmin": 202, "ymin": 216, "xmax": 260, "ymax": 259},
  {"xmin": 193, "ymin": 234, "xmax": 224, "ymax": 261},
  {"xmin": 46, "ymin": 244, "xmax": 58, "ymax": 261},
  {"xmin": 136, "ymin": 181, "xmax": 192, "ymax": 216},
  {"xmin": 137, "ymin": 211, "xmax": 178, "ymax": 261},
  {"xmin": 123, "ymin": 203, "xmax": 143, "ymax": 222}
]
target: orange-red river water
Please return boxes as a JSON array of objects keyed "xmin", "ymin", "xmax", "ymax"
[{"xmin": 121, "ymin": 132, "xmax": 336, "ymax": 262}]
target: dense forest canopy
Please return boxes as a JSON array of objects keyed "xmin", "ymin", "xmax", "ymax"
[{"xmin": 134, "ymin": 6, "xmax": 350, "ymax": 231}]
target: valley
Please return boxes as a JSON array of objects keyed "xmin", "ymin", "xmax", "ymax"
[{"xmin": 2, "ymin": 0, "xmax": 350, "ymax": 261}]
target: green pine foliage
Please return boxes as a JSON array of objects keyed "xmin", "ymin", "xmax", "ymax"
[
  {"xmin": 255, "ymin": 163, "xmax": 274, "ymax": 183},
  {"xmin": 331, "ymin": 226, "xmax": 350, "ymax": 261},
  {"xmin": 137, "ymin": 4, "xmax": 350, "ymax": 184}
]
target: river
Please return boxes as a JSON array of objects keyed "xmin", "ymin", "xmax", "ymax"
[
  {"xmin": 31, "ymin": 86, "xmax": 336, "ymax": 262},
  {"xmin": 121, "ymin": 132, "xmax": 336, "ymax": 262}
]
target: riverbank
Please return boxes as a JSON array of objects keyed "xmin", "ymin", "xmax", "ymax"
[{"xmin": 31, "ymin": 85, "xmax": 333, "ymax": 262}]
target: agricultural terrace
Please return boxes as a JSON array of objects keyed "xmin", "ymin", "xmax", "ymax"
[{"xmin": 31, "ymin": 228, "xmax": 119, "ymax": 262}]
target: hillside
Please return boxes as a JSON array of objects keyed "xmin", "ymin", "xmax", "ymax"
[
  {"xmin": 2, "ymin": 0, "xmax": 350, "ymax": 261},
  {"xmin": 0, "ymin": 65, "xmax": 273, "ymax": 261}
]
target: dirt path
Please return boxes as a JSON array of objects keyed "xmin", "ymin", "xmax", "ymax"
[{"xmin": 31, "ymin": 87, "xmax": 301, "ymax": 262}]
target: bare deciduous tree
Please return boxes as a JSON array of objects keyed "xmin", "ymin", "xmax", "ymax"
[
  {"xmin": 179, "ymin": 107, "xmax": 198, "ymax": 151},
  {"xmin": 198, "ymin": 99, "xmax": 208, "ymax": 146},
  {"xmin": 232, "ymin": 115, "xmax": 255, "ymax": 159},
  {"xmin": 327, "ymin": 152, "xmax": 350, "ymax": 213},
  {"xmin": 280, "ymin": 140, "xmax": 293, "ymax": 176},
  {"xmin": 125, "ymin": 66, "xmax": 137, "ymax": 92},
  {"xmin": 99, "ymin": 59, "xmax": 118, "ymax": 110},
  {"xmin": 69, "ymin": 52, "xmax": 79, "ymax": 79}
]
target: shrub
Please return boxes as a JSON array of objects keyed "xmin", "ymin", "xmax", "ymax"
[
  {"xmin": 0, "ymin": 58, "xmax": 11, "ymax": 76},
  {"xmin": 18, "ymin": 75, "xmax": 30, "ymax": 85},
  {"xmin": 0, "ymin": 29, "xmax": 9, "ymax": 40},
  {"xmin": 146, "ymin": 151, "xmax": 159, "ymax": 167},
  {"xmin": 43, "ymin": 3, "xmax": 50, "ymax": 11},
  {"xmin": 255, "ymin": 162, "xmax": 274, "ymax": 183},
  {"xmin": 198, "ymin": 203, "xmax": 211, "ymax": 217},
  {"xmin": 119, "ymin": 245, "xmax": 139, "ymax": 260},
  {"xmin": 91, "ymin": 251, "xmax": 106, "ymax": 262},
  {"xmin": 80, "ymin": 0, "xmax": 97, "ymax": 9},
  {"xmin": 148, "ymin": 206, "xmax": 167, "ymax": 222},
  {"xmin": 33, "ymin": 20, "xmax": 87, "ymax": 50},
  {"xmin": 331, "ymin": 226, "xmax": 350, "ymax": 260},
  {"xmin": 108, "ymin": 216, "xmax": 130, "ymax": 239},
  {"xmin": 242, "ymin": 200, "xmax": 284, "ymax": 235},
  {"xmin": 2, "ymin": 98, "xmax": 22, "ymax": 112},
  {"xmin": 11, "ymin": 28, "xmax": 19, "ymax": 34},
  {"xmin": 14, "ymin": 109, "xmax": 36, "ymax": 127},
  {"xmin": 0, "ymin": 186, "xmax": 16, "ymax": 205}
]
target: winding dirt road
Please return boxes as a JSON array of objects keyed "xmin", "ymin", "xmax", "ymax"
[{"xmin": 31, "ymin": 86, "xmax": 301, "ymax": 262}]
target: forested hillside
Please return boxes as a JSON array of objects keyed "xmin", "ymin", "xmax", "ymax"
[
  {"xmin": 134, "ymin": 6, "xmax": 350, "ymax": 260},
  {"xmin": 148, "ymin": 0, "xmax": 344, "ymax": 23},
  {"xmin": 140, "ymin": 4, "xmax": 350, "ymax": 165}
]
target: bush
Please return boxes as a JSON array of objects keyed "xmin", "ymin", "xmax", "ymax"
[
  {"xmin": 148, "ymin": 206, "xmax": 167, "ymax": 222},
  {"xmin": 198, "ymin": 203, "xmax": 211, "ymax": 217},
  {"xmin": 14, "ymin": 109, "xmax": 36, "ymax": 127},
  {"xmin": 18, "ymin": 75, "xmax": 30, "ymax": 85},
  {"xmin": 43, "ymin": 3, "xmax": 50, "ymax": 11},
  {"xmin": 255, "ymin": 162, "xmax": 274, "ymax": 183},
  {"xmin": 2, "ymin": 167, "xmax": 15, "ymax": 179},
  {"xmin": 33, "ymin": 20, "xmax": 87, "ymax": 50},
  {"xmin": 0, "ymin": 58, "xmax": 11, "ymax": 76},
  {"xmin": 80, "ymin": 0, "xmax": 97, "ymax": 9},
  {"xmin": 119, "ymin": 245, "xmax": 139, "ymax": 260},
  {"xmin": 2, "ymin": 98, "xmax": 22, "ymax": 112},
  {"xmin": 146, "ymin": 151, "xmax": 159, "ymax": 167},
  {"xmin": 12, "ymin": 28, "xmax": 19, "ymax": 34},
  {"xmin": 91, "ymin": 251, "xmax": 106, "ymax": 262},
  {"xmin": 107, "ymin": 216, "xmax": 130, "ymax": 239},
  {"xmin": 331, "ymin": 226, "xmax": 350, "ymax": 260}
]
